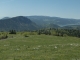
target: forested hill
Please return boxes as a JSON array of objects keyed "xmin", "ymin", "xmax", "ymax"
[
  {"xmin": 0, "ymin": 16, "xmax": 39, "ymax": 31},
  {"xmin": 27, "ymin": 16, "xmax": 80, "ymax": 26},
  {"xmin": 1, "ymin": 16, "xmax": 80, "ymax": 31}
]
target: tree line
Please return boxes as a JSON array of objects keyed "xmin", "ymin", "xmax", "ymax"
[
  {"xmin": 37, "ymin": 28, "xmax": 80, "ymax": 37},
  {"xmin": 0, "ymin": 28, "xmax": 80, "ymax": 40}
]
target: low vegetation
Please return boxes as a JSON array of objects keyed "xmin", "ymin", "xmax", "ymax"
[{"xmin": 0, "ymin": 29, "xmax": 80, "ymax": 60}]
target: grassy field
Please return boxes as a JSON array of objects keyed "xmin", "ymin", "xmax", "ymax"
[{"xmin": 0, "ymin": 34, "xmax": 80, "ymax": 60}]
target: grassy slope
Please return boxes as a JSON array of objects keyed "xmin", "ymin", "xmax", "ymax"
[{"xmin": 0, "ymin": 35, "xmax": 80, "ymax": 60}]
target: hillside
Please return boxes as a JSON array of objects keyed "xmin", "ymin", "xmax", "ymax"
[
  {"xmin": 0, "ymin": 16, "xmax": 39, "ymax": 31},
  {"xmin": 27, "ymin": 16, "xmax": 80, "ymax": 26},
  {"xmin": 1, "ymin": 16, "xmax": 80, "ymax": 30},
  {"xmin": 62, "ymin": 25, "xmax": 80, "ymax": 29},
  {"xmin": 45, "ymin": 23, "xmax": 60, "ymax": 28}
]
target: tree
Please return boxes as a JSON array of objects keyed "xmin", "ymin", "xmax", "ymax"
[
  {"xmin": 38, "ymin": 30, "xmax": 41, "ymax": 35},
  {"xmin": 9, "ymin": 30, "xmax": 16, "ymax": 34}
]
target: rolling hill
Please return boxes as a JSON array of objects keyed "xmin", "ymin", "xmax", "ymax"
[
  {"xmin": 62, "ymin": 25, "xmax": 80, "ymax": 29},
  {"xmin": 1, "ymin": 16, "xmax": 80, "ymax": 31},
  {"xmin": 27, "ymin": 16, "xmax": 80, "ymax": 27}
]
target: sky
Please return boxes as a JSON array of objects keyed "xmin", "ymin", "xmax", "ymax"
[{"xmin": 0, "ymin": 0, "xmax": 80, "ymax": 19}]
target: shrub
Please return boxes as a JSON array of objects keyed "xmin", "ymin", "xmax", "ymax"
[
  {"xmin": 24, "ymin": 35, "xmax": 29, "ymax": 37},
  {"xmin": 29, "ymin": 32, "xmax": 37, "ymax": 35},
  {"xmin": 63, "ymin": 34, "xmax": 68, "ymax": 37},
  {"xmin": 23, "ymin": 33, "xmax": 29, "ymax": 37},
  {"xmin": 0, "ymin": 34, "xmax": 8, "ymax": 40}
]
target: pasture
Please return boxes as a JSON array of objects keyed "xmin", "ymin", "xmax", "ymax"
[{"xmin": 0, "ymin": 34, "xmax": 80, "ymax": 60}]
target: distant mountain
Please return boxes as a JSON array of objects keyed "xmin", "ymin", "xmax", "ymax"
[
  {"xmin": 1, "ymin": 16, "xmax": 80, "ymax": 31},
  {"xmin": 0, "ymin": 16, "xmax": 39, "ymax": 31},
  {"xmin": 1, "ymin": 17, "xmax": 10, "ymax": 20},
  {"xmin": 45, "ymin": 23, "xmax": 60, "ymax": 28},
  {"xmin": 62, "ymin": 25, "xmax": 80, "ymax": 29},
  {"xmin": 27, "ymin": 16, "xmax": 80, "ymax": 27}
]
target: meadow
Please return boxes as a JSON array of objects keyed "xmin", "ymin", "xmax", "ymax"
[{"xmin": 0, "ymin": 33, "xmax": 80, "ymax": 60}]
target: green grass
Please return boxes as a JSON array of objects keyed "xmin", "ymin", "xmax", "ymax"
[{"xmin": 0, "ymin": 34, "xmax": 80, "ymax": 60}]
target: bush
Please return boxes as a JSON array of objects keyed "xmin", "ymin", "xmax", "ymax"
[
  {"xmin": 24, "ymin": 35, "xmax": 29, "ymax": 37},
  {"xmin": 63, "ymin": 34, "xmax": 68, "ymax": 37},
  {"xmin": 29, "ymin": 32, "xmax": 37, "ymax": 35},
  {"xmin": 0, "ymin": 35, "xmax": 8, "ymax": 40},
  {"xmin": 23, "ymin": 33, "xmax": 29, "ymax": 37}
]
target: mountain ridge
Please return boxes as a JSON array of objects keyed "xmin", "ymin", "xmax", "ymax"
[
  {"xmin": 0, "ymin": 16, "xmax": 80, "ymax": 31},
  {"xmin": 27, "ymin": 16, "xmax": 80, "ymax": 26}
]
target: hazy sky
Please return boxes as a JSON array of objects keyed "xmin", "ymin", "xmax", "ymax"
[{"xmin": 0, "ymin": 0, "xmax": 80, "ymax": 19}]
